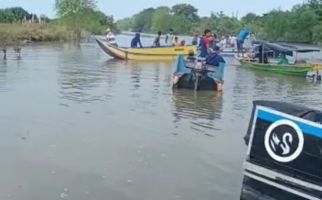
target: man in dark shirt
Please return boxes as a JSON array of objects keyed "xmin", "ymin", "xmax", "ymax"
[
  {"xmin": 131, "ymin": 33, "xmax": 143, "ymax": 48},
  {"xmin": 153, "ymin": 31, "xmax": 162, "ymax": 47},
  {"xmin": 206, "ymin": 46, "xmax": 226, "ymax": 67},
  {"xmin": 199, "ymin": 29, "xmax": 212, "ymax": 58}
]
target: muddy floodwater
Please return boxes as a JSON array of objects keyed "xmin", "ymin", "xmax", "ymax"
[{"xmin": 0, "ymin": 36, "xmax": 321, "ymax": 200}]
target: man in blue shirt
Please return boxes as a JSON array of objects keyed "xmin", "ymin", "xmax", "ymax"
[
  {"xmin": 206, "ymin": 46, "xmax": 226, "ymax": 67},
  {"xmin": 237, "ymin": 27, "xmax": 250, "ymax": 57},
  {"xmin": 199, "ymin": 29, "xmax": 212, "ymax": 58},
  {"xmin": 131, "ymin": 33, "xmax": 143, "ymax": 48}
]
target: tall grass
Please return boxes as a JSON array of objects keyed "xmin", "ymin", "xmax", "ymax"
[{"xmin": 0, "ymin": 23, "xmax": 89, "ymax": 45}]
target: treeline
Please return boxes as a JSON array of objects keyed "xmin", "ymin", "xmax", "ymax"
[
  {"xmin": 55, "ymin": 0, "xmax": 116, "ymax": 36},
  {"xmin": 0, "ymin": 0, "xmax": 117, "ymax": 43},
  {"xmin": 116, "ymin": 1, "xmax": 322, "ymax": 44},
  {"xmin": 0, "ymin": 7, "xmax": 50, "ymax": 23}
]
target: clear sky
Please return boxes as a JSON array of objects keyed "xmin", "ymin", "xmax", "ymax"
[{"xmin": 1, "ymin": 0, "xmax": 306, "ymax": 19}]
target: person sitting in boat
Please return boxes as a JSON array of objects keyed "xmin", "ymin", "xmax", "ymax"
[
  {"xmin": 165, "ymin": 29, "xmax": 174, "ymax": 44},
  {"xmin": 277, "ymin": 53, "xmax": 289, "ymax": 65},
  {"xmin": 172, "ymin": 36, "xmax": 180, "ymax": 46},
  {"xmin": 205, "ymin": 46, "xmax": 226, "ymax": 67},
  {"xmin": 180, "ymin": 40, "xmax": 186, "ymax": 46},
  {"xmin": 192, "ymin": 33, "xmax": 199, "ymax": 45},
  {"xmin": 256, "ymin": 44, "xmax": 269, "ymax": 64},
  {"xmin": 153, "ymin": 31, "xmax": 162, "ymax": 47},
  {"xmin": 186, "ymin": 50, "xmax": 196, "ymax": 62},
  {"xmin": 106, "ymin": 28, "xmax": 117, "ymax": 46},
  {"xmin": 131, "ymin": 33, "xmax": 143, "ymax": 48}
]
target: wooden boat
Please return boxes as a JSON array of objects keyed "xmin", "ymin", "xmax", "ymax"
[
  {"xmin": 240, "ymin": 101, "xmax": 322, "ymax": 200},
  {"xmin": 237, "ymin": 42, "xmax": 321, "ymax": 77},
  {"xmin": 172, "ymin": 55, "xmax": 224, "ymax": 91},
  {"xmin": 239, "ymin": 60, "xmax": 312, "ymax": 76},
  {"xmin": 96, "ymin": 38, "xmax": 196, "ymax": 61}
]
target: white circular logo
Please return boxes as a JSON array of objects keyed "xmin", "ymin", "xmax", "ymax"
[{"xmin": 264, "ymin": 119, "xmax": 304, "ymax": 163}]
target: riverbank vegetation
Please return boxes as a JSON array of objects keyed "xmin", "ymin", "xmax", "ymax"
[
  {"xmin": 117, "ymin": 0, "xmax": 322, "ymax": 44},
  {"xmin": 0, "ymin": 23, "xmax": 72, "ymax": 44},
  {"xmin": 0, "ymin": 1, "xmax": 116, "ymax": 43},
  {"xmin": 3, "ymin": 0, "xmax": 322, "ymax": 44}
]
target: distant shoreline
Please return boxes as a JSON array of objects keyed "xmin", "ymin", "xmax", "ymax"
[{"xmin": 0, "ymin": 23, "xmax": 91, "ymax": 46}]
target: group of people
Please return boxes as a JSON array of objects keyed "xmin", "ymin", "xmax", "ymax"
[
  {"xmin": 131, "ymin": 31, "xmax": 186, "ymax": 48},
  {"xmin": 195, "ymin": 29, "xmax": 226, "ymax": 67}
]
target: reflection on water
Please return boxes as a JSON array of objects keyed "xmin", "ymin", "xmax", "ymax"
[
  {"xmin": 0, "ymin": 38, "xmax": 321, "ymax": 200},
  {"xmin": 172, "ymin": 90, "xmax": 223, "ymax": 135}
]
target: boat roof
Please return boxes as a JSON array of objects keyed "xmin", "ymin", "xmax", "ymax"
[{"xmin": 254, "ymin": 41, "xmax": 320, "ymax": 56}]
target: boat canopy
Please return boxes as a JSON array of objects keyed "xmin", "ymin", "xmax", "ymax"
[{"xmin": 253, "ymin": 41, "xmax": 320, "ymax": 57}]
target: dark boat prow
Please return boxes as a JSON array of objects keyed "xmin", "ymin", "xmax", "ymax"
[
  {"xmin": 240, "ymin": 101, "xmax": 322, "ymax": 200},
  {"xmin": 173, "ymin": 55, "xmax": 225, "ymax": 91}
]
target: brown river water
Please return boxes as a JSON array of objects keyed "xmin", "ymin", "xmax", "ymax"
[{"xmin": 0, "ymin": 35, "xmax": 321, "ymax": 200}]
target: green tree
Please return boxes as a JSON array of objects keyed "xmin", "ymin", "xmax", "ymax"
[
  {"xmin": 55, "ymin": 0, "xmax": 96, "ymax": 16},
  {"xmin": 55, "ymin": 0, "xmax": 114, "ymax": 37},
  {"xmin": 132, "ymin": 8, "xmax": 155, "ymax": 32},
  {"xmin": 151, "ymin": 7, "xmax": 173, "ymax": 32},
  {"xmin": 116, "ymin": 17, "xmax": 133, "ymax": 31},
  {"xmin": 242, "ymin": 13, "xmax": 260, "ymax": 24},
  {"xmin": 171, "ymin": 4, "xmax": 199, "ymax": 23},
  {"xmin": 0, "ymin": 7, "xmax": 30, "ymax": 23}
]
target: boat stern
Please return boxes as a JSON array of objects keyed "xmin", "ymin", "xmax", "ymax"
[{"xmin": 240, "ymin": 101, "xmax": 322, "ymax": 199}]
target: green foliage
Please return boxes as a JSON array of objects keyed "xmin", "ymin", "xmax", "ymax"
[
  {"xmin": 55, "ymin": 0, "xmax": 97, "ymax": 17},
  {"xmin": 116, "ymin": 2, "xmax": 322, "ymax": 43},
  {"xmin": 116, "ymin": 17, "xmax": 133, "ymax": 31},
  {"xmin": 151, "ymin": 8, "xmax": 172, "ymax": 32},
  {"xmin": 132, "ymin": 8, "xmax": 155, "ymax": 32},
  {"xmin": 0, "ymin": 7, "xmax": 30, "ymax": 23},
  {"xmin": 55, "ymin": 0, "xmax": 115, "ymax": 37},
  {"xmin": 0, "ymin": 23, "xmax": 73, "ymax": 44},
  {"xmin": 171, "ymin": 4, "xmax": 199, "ymax": 23},
  {"xmin": 312, "ymin": 23, "xmax": 322, "ymax": 42}
]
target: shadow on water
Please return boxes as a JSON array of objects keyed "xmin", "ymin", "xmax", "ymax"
[{"xmin": 171, "ymin": 89, "xmax": 223, "ymax": 135}]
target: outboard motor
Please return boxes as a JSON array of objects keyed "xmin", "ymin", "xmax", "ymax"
[{"xmin": 241, "ymin": 101, "xmax": 322, "ymax": 200}]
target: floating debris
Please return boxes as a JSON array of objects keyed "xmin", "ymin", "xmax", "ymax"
[{"xmin": 60, "ymin": 192, "xmax": 68, "ymax": 199}]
